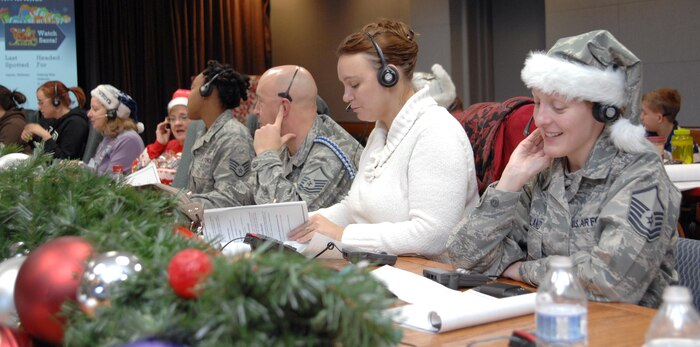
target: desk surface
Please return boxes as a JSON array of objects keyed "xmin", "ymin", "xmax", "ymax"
[{"xmin": 392, "ymin": 257, "xmax": 656, "ymax": 347}]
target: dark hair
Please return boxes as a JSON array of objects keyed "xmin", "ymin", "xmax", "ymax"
[
  {"xmin": 0, "ymin": 85, "xmax": 27, "ymax": 111},
  {"xmin": 336, "ymin": 18, "xmax": 419, "ymax": 79},
  {"xmin": 203, "ymin": 60, "xmax": 250, "ymax": 109},
  {"xmin": 642, "ymin": 88, "xmax": 681, "ymax": 123},
  {"xmin": 37, "ymin": 81, "xmax": 86, "ymax": 108}
]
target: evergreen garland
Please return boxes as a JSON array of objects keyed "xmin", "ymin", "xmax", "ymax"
[{"xmin": 0, "ymin": 153, "xmax": 402, "ymax": 346}]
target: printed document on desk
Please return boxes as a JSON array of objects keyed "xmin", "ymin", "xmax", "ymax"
[{"xmin": 203, "ymin": 201, "xmax": 308, "ymax": 243}]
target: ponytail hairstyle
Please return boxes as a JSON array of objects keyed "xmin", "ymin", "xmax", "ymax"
[
  {"xmin": 37, "ymin": 80, "xmax": 86, "ymax": 108},
  {"xmin": 0, "ymin": 84, "xmax": 26, "ymax": 111}
]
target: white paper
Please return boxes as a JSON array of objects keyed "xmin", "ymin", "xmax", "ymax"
[
  {"xmin": 125, "ymin": 162, "xmax": 160, "ymax": 186},
  {"xmin": 203, "ymin": 201, "xmax": 308, "ymax": 243},
  {"xmin": 674, "ymin": 181, "xmax": 700, "ymax": 191},
  {"xmin": 665, "ymin": 164, "xmax": 700, "ymax": 182},
  {"xmin": 371, "ymin": 265, "xmax": 536, "ymax": 333},
  {"xmin": 389, "ymin": 292, "xmax": 536, "ymax": 333},
  {"xmin": 370, "ymin": 265, "xmax": 465, "ymax": 305}
]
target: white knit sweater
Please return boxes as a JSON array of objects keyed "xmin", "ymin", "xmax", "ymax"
[{"xmin": 315, "ymin": 87, "xmax": 479, "ymax": 263}]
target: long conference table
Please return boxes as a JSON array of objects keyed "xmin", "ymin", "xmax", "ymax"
[{"xmin": 388, "ymin": 257, "xmax": 656, "ymax": 347}]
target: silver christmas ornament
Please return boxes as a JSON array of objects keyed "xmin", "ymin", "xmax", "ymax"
[
  {"xmin": 7, "ymin": 242, "xmax": 30, "ymax": 258},
  {"xmin": 77, "ymin": 251, "xmax": 142, "ymax": 315},
  {"xmin": 0, "ymin": 256, "xmax": 26, "ymax": 326}
]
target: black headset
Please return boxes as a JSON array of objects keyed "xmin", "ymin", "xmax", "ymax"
[
  {"xmin": 106, "ymin": 96, "xmax": 122, "ymax": 121},
  {"xmin": 52, "ymin": 82, "xmax": 61, "ymax": 107},
  {"xmin": 592, "ymin": 103, "xmax": 621, "ymax": 123},
  {"xmin": 366, "ymin": 33, "xmax": 398, "ymax": 88},
  {"xmin": 199, "ymin": 72, "xmax": 222, "ymax": 97}
]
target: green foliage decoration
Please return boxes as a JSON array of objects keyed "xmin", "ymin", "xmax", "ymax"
[{"xmin": 0, "ymin": 153, "xmax": 402, "ymax": 346}]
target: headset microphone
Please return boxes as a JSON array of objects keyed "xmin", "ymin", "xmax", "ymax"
[
  {"xmin": 523, "ymin": 114, "xmax": 534, "ymax": 136},
  {"xmin": 345, "ymin": 104, "xmax": 352, "ymax": 112}
]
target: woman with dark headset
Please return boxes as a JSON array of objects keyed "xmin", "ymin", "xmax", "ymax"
[
  {"xmin": 86, "ymin": 84, "xmax": 145, "ymax": 175},
  {"xmin": 186, "ymin": 60, "xmax": 256, "ymax": 208},
  {"xmin": 288, "ymin": 19, "xmax": 479, "ymax": 263},
  {"xmin": 21, "ymin": 81, "xmax": 89, "ymax": 159},
  {"xmin": 446, "ymin": 30, "xmax": 680, "ymax": 308}
]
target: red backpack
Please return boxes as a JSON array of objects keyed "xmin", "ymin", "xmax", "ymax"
[{"xmin": 453, "ymin": 96, "xmax": 535, "ymax": 194}]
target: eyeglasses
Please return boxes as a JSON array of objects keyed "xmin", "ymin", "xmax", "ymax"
[
  {"xmin": 277, "ymin": 66, "xmax": 300, "ymax": 102},
  {"xmin": 167, "ymin": 115, "xmax": 189, "ymax": 123}
]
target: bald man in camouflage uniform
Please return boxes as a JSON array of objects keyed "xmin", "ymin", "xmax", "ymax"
[
  {"xmin": 188, "ymin": 60, "xmax": 255, "ymax": 208},
  {"xmin": 447, "ymin": 30, "xmax": 680, "ymax": 308},
  {"xmin": 252, "ymin": 65, "xmax": 362, "ymax": 211}
]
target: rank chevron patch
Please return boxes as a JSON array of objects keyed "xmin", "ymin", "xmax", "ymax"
[{"xmin": 627, "ymin": 185, "xmax": 665, "ymax": 241}]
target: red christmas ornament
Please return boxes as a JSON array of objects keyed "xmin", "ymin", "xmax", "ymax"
[
  {"xmin": 173, "ymin": 226, "xmax": 195, "ymax": 239},
  {"xmin": 14, "ymin": 236, "xmax": 93, "ymax": 344},
  {"xmin": 167, "ymin": 249, "xmax": 213, "ymax": 299},
  {"xmin": 0, "ymin": 325, "xmax": 33, "ymax": 347}
]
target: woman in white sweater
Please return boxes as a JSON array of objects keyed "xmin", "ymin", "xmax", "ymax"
[{"xmin": 288, "ymin": 19, "xmax": 479, "ymax": 262}]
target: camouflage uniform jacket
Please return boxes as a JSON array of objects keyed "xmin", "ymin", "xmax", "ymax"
[
  {"xmin": 251, "ymin": 114, "xmax": 362, "ymax": 211},
  {"xmin": 188, "ymin": 110, "xmax": 255, "ymax": 208},
  {"xmin": 447, "ymin": 132, "xmax": 680, "ymax": 307}
]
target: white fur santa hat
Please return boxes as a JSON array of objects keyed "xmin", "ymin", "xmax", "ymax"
[
  {"xmin": 520, "ymin": 30, "xmax": 647, "ymax": 153},
  {"xmin": 91, "ymin": 84, "xmax": 145, "ymax": 133},
  {"xmin": 167, "ymin": 89, "xmax": 190, "ymax": 112}
]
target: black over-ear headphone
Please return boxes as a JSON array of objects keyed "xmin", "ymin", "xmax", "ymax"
[
  {"xmin": 52, "ymin": 82, "xmax": 61, "ymax": 107},
  {"xmin": 366, "ymin": 33, "xmax": 398, "ymax": 88},
  {"xmin": 106, "ymin": 96, "xmax": 122, "ymax": 121},
  {"xmin": 592, "ymin": 103, "xmax": 620, "ymax": 123},
  {"xmin": 200, "ymin": 72, "xmax": 222, "ymax": 97}
]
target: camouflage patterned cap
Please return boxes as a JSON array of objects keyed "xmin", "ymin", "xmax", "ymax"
[
  {"xmin": 521, "ymin": 30, "xmax": 648, "ymax": 153},
  {"xmin": 521, "ymin": 29, "xmax": 642, "ymax": 121}
]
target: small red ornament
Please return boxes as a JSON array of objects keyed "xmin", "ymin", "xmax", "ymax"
[
  {"xmin": 167, "ymin": 249, "xmax": 213, "ymax": 299},
  {"xmin": 14, "ymin": 236, "xmax": 93, "ymax": 344},
  {"xmin": 0, "ymin": 325, "xmax": 33, "ymax": 347},
  {"xmin": 173, "ymin": 226, "xmax": 195, "ymax": 239}
]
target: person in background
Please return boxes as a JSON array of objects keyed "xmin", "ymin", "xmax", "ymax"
[
  {"xmin": 288, "ymin": 19, "xmax": 479, "ymax": 263},
  {"xmin": 21, "ymin": 81, "xmax": 89, "ymax": 159},
  {"xmin": 187, "ymin": 60, "xmax": 255, "ymax": 208},
  {"xmin": 640, "ymin": 88, "xmax": 699, "ymax": 162},
  {"xmin": 0, "ymin": 85, "xmax": 29, "ymax": 151},
  {"xmin": 133, "ymin": 89, "xmax": 192, "ymax": 183},
  {"xmin": 86, "ymin": 85, "xmax": 145, "ymax": 175},
  {"xmin": 252, "ymin": 65, "xmax": 362, "ymax": 211},
  {"xmin": 447, "ymin": 30, "xmax": 680, "ymax": 308}
]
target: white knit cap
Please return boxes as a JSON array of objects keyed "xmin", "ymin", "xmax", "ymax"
[
  {"xmin": 91, "ymin": 84, "xmax": 144, "ymax": 133},
  {"xmin": 520, "ymin": 30, "xmax": 647, "ymax": 153}
]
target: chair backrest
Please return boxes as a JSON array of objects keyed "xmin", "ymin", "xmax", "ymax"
[
  {"xmin": 81, "ymin": 125, "xmax": 103, "ymax": 163},
  {"xmin": 172, "ymin": 119, "xmax": 204, "ymax": 189},
  {"xmin": 453, "ymin": 96, "xmax": 535, "ymax": 194},
  {"xmin": 676, "ymin": 237, "xmax": 700, "ymax": 311}
]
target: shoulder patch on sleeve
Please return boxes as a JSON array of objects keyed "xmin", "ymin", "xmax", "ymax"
[
  {"xmin": 627, "ymin": 185, "xmax": 665, "ymax": 241},
  {"xmin": 229, "ymin": 158, "xmax": 251, "ymax": 177},
  {"xmin": 298, "ymin": 167, "xmax": 329, "ymax": 194}
]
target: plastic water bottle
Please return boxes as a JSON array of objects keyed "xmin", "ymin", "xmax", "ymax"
[
  {"xmin": 535, "ymin": 256, "xmax": 588, "ymax": 346},
  {"xmin": 644, "ymin": 286, "xmax": 700, "ymax": 347},
  {"xmin": 111, "ymin": 165, "xmax": 124, "ymax": 182}
]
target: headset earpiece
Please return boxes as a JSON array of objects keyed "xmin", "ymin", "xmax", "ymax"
[
  {"xmin": 366, "ymin": 33, "xmax": 398, "ymax": 88},
  {"xmin": 52, "ymin": 82, "xmax": 61, "ymax": 107},
  {"xmin": 106, "ymin": 108, "xmax": 117, "ymax": 120},
  {"xmin": 592, "ymin": 103, "xmax": 620, "ymax": 123},
  {"xmin": 200, "ymin": 72, "xmax": 222, "ymax": 97}
]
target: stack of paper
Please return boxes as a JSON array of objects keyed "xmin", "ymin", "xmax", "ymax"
[
  {"xmin": 371, "ymin": 265, "xmax": 535, "ymax": 333},
  {"xmin": 665, "ymin": 163, "xmax": 700, "ymax": 191}
]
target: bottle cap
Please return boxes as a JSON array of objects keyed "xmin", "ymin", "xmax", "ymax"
[
  {"xmin": 548, "ymin": 255, "xmax": 573, "ymax": 268},
  {"xmin": 674, "ymin": 128, "xmax": 690, "ymax": 135},
  {"xmin": 662, "ymin": 285, "xmax": 692, "ymax": 303},
  {"xmin": 112, "ymin": 165, "xmax": 124, "ymax": 173}
]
